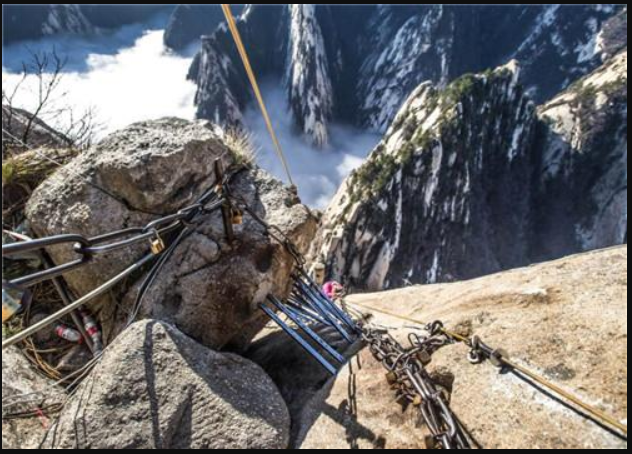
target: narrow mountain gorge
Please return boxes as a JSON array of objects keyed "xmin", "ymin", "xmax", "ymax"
[
  {"xmin": 187, "ymin": 5, "xmax": 625, "ymax": 147},
  {"xmin": 310, "ymin": 50, "xmax": 627, "ymax": 290}
]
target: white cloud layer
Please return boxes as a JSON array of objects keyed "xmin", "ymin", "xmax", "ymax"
[
  {"xmin": 2, "ymin": 18, "xmax": 379, "ymax": 209},
  {"xmin": 2, "ymin": 16, "xmax": 197, "ymax": 138},
  {"xmin": 244, "ymin": 85, "xmax": 379, "ymax": 208}
]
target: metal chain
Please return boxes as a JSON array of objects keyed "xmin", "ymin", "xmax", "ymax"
[
  {"xmin": 362, "ymin": 327, "xmax": 472, "ymax": 450},
  {"xmin": 1, "ymin": 163, "xmax": 246, "ymax": 350}
]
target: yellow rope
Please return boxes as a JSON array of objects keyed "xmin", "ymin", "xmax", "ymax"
[
  {"xmin": 220, "ymin": 4, "xmax": 295, "ymax": 188},
  {"xmin": 348, "ymin": 300, "xmax": 628, "ymax": 436}
]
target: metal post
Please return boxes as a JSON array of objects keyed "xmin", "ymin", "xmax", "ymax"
[
  {"xmin": 259, "ymin": 303, "xmax": 337, "ymax": 375},
  {"xmin": 3, "ymin": 231, "xmax": 95, "ymax": 354},
  {"xmin": 268, "ymin": 296, "xmax": 346, "ymax": 364},
  {"xmin": 286, "ymin": 299, "xmax": 331, "ymax": 326},
  {"xmin": 298, "ymin": 271, "xmax": 358, "ymax": 331},
  {"xmin": 2, "ymin": 253, "xmax": 156, "ymax": 351},
  {"xmin": 293, "ymin": 281, "xmax": 354, "ymax": 343},
  {"xmin": 214, "ymin": 159, "xmax": 235, "ymax": 244}
]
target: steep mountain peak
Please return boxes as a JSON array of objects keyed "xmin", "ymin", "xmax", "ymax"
[
  {"xmin": 349, "ymin": 60, "xmax": 529, "ymax": 203},
  {"xmin": 310, "ymin": 49, "xmax": 626, "ymax": 291},
  {"xmin": 188, "ymin": 5, "xmax": 624, "ymax": 149},
  {"xmin": 41, "ymin": 4, "xmax": 93, "ymax": 36},
  {"xmin": 311, "ymin": 62, "xmax": 537, "ymax": 290},
  {"xmin": 285, "ymin": 4, "xmax": 334, "ymax": 148}
]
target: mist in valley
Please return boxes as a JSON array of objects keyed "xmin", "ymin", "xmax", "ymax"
[{"xmin": 2, "ymin": 14, "xmax": 379, "ymax": 208}]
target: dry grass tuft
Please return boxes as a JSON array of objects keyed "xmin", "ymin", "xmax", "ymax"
[{"xmin": 223, "ymin": 127, "xmax": 259, "ymax": 167}]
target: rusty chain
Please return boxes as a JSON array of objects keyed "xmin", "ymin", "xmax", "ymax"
[{"xmin": 362, "ymin": 325, "xmax": 472, "ymax": 449}]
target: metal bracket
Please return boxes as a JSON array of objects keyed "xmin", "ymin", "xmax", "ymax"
[
  {"xmin": 260, "ymin": 273, "xmax": 360, "ymax": 375},
  {"xmin": 213, "ymin": 159, "xmax": 235, "ymax": 244}
]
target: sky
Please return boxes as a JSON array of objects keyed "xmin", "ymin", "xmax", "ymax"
[{"xmin": 2, "ymin": 14, "xmax": 379, "ymax": 208}]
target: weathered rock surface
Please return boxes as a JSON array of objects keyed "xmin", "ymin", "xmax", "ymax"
[
  {"xmin": 2, "ymin": 346, "xmax": 64, "ymax": 449},
  {"xmin": 312, "ymin": 51, "xmax": 627, "ymax": 291},
  {"xmin": 25, "ymin": 118, "xmax": 317, "ymax": 348},
  {"xmin": 297, "ymin": 246, "xmax": 628, "ymax": 449},
  {"xmin": 534, "ymin": 50, "xmax": 627, "ymax": 256},
  {"xmin": 246, "ymin": 321, "xmax": 363, "ymax": 445},
  {"xmin": 311, "ymin": 62, "xmax": 537, "ymax": 289},
  {"xmin": 42, "ymin": 320, "xmax": 290, "ymax": 449}
]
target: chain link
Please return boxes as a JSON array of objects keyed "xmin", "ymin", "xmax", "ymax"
[
  {"xmin": 1, "ymin": 166, "xmax": 241, "ymax": 291},
  {"xmin": 362, "ymin": 327, "xmax": 471, "ymax": 449}
]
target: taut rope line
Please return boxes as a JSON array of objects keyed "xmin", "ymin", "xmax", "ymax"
[
  {"xmin": 220, "ymin": 4, "xmax": 295, "ymax": 188},
  {"xmin": 347, "ymin": 300, "xmax": 628, "ymax": 437}
]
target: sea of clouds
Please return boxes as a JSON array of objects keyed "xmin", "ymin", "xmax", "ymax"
[{"xmin": 2, "ymin": 14, "xmax": 379, "ymax": 208}]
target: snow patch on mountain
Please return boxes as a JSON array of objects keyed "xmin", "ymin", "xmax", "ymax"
[
  {"xmin": 285, "ymin": 5, "xmax": 334, "ymax": 147},
  {"xmin": 515, "ymin": 5, "xmax": 561, "ymax": 56},
  {"xmin": 42, "ymin": 5, "xmax": 94, "ymax": 37},
  {"xmin": 576, "ymin": 17, "xmax": 602, "ymax": 63},
  {"xmin": 358, "ymin": 6, "xmax": 452, "ymax": 132}
]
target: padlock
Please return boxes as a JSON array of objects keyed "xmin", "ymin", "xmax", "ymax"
[
  {"xmin": 150, "ymin": 235, "xmax": 165, "ymax": 255},
  {"xmin": 424, "ymin": 435, "xmax": 439, "ymax": 449},
  {"xmin": 412, "ymin": 394, "xmax": 423, "ymax": 407},
  {"xmin": 417, "ymin": 350, "xmax": 432, "ymax": 366},
  {"xmin": 232, "ymin": 208, "xmax": 243, "ymax": 225},
  {"xmin": 311, "ymin": 262, "xmax": 326, "ymax": 286},
  {"xmin": 385, "ymin": 371, "xmax": 398, "ymax": 386}
]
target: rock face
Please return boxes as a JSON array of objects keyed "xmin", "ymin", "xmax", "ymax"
[
  {"xmin": 2, "ymin": 5, "xmax": 169, "ymax": 44},
  {"xmin": 311, "ymin": 62, "xmax": 536, "ymax": 289},
  {"xmin": 246, "ymin": 321, "xmax": 363, "ymax": 445},
  {"xmin": 534, "ymin": 50, "xmax": 628, "ymax": 256},
  {"xmin": 2, "ymin": 105, "xmax": 72, "ymax": 155},
  {"xmin": 25, "ymin": 118, "xmax": 317, "ymax": 349},
  {"xmin": 297, "ymin": 246, "xmax": 628, "ymax": 449},
  {"xmin": 2, "ymin": 347, "xmax": 63, "ymax": 449},
  {"xmin": 42, "ymin": 320, "xmax": 291, "ymax": 449},
  {"xmin": 163, "ymin": 5, "xmax": 244, "ymax": 51},
  {"xmin": 285, "ymin": 5, "xmax": 335, "ymax": 148},
  {"xmin": 1, "ymin": 5, "xmax": 94, "ymax": 44},
  {"xmin": 311, "ymin": 51, "xmax": 627, "ymax": 291},
  {"xmin": 188, "ymin": 5, "xmax": 625, "ymax": 146}
]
